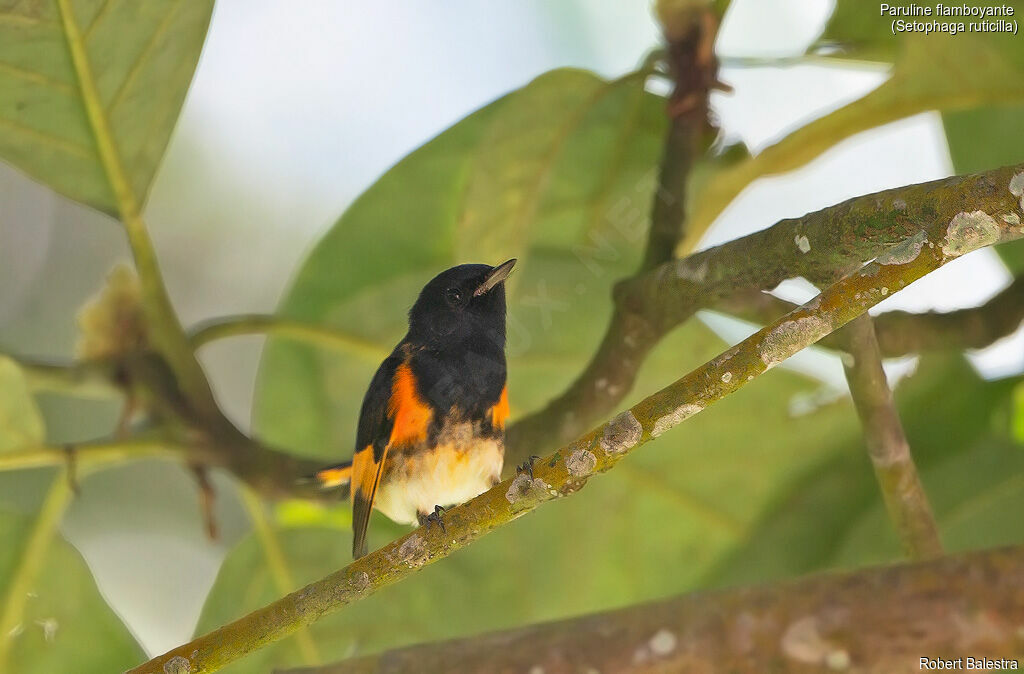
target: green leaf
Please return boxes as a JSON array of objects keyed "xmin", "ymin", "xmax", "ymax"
[
  {"xmin": 679, "ymin": 0, "xmax": 1024, "ymax": 252},
  {"xmin": 0, "ymin": 0, "xmax": 213, "ymax": 214},
  {"xmin": 253, "ymin": 67, "xmax": 668, "ymax": 459},
  {"xmin": 706, "ymin": 356, "xmax": 1020, "ymax": 586},
  {"xmin": 0, "ymin": 476, "xmax": 144, "ymax": 673},
  {"xmin": 0, "ymin": 356, "xmax": 44, "ymax": 452}
]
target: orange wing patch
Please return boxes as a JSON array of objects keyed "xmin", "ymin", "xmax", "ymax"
[
  {"xmin": 388, "ymin": 363, "xmax": 433, "ymax": 447},
  {"xmin": 351, "ymin": 445, "xmax": 382, "ymax": 501},
  {"xmin": 351, "ymin": 443, "xmax": 387, "ymax": 558},
  {"xmin": 490, "ymin": 384, "xmax": 509, "ymax": 430}
]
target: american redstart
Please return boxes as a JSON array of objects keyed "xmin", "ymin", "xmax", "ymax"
[{"xmin": 310, "ymin": 259, "xmax": 516, "ymax": 558}]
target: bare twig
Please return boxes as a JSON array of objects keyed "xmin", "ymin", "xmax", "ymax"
[
  {"xmin": 188, "ymin": 314, "xmax": 387, "ymax": 363},
  {"xmin": 842, "ymin": 314, "xmax": 943, "ymax": 560},
  {"xmin": 191, "ymin": 465, "xmax": 220, "ymax": 541},
  {"xmin": 279, "ymin": 544, "xmax": 1024, "ymax": 674},
  {"xmin": 0, "ymin": 437, "xmax": 192, "ymax": 473},
  {"xmin": 129, "ymin": 183, "xmax": 1024, "ymax": 674},
  {"xmin": 2, "ymin": 353, "xmax": 122, "ymax": 399},
  {"xmin": 642, "ymin": 2, "xmax": 718, "ymax": 270}
]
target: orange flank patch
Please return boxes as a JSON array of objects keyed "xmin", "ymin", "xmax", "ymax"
[
  {"xmin": 490, "ymin": 384, "xmax": 509, "ymax": 430},
  {"xmin": 388, "ymin": 363, "xmax": 433, "ymax": 447},
  {"xmin": 314, "ymin": 464, "xmax": 352, "ymax": 488}
]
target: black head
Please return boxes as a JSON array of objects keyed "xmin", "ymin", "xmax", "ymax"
[{"xmin": 407, "ymin": 259, "xmax": 515, "ymax": 350}]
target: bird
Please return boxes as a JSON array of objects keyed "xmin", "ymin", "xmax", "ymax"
[{"xmin": 309, "ymin": 259, "xmax": 516, "ymax": 558}]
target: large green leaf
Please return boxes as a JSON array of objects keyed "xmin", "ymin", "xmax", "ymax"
[
  {"xmin": 679, "ymin": 0, "xmax": 1024, "ymax": 252},
  {"xmin": 0, "ymin": 0, "xmax": 213, "ymax": 214},
  {"xmin": 0, "ymin": 477, "xmax": 145, "ymax": 673},
  {"xmin": 0, "ymin": 356, "xmax": 44, "ymax": 452},
  {"xmin": 706, "ymin": 356, "xmax": 1022, "ymax": 586},
  {"xmin": 253, "ymin": 67, "xmax": 668, "ymax": 459}
]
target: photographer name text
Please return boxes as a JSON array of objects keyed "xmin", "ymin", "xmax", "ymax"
[{"xmin": 920, "ymin": 656, "xmax": 1019, "ymax": 670}]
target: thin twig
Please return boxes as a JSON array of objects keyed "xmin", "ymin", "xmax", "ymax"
[
  {"xmin": 9, "ymin": 355, "xmax": 123, "ymax": 399},
  {"xmin": 718, "ymin": 274, "xmax": 1024, "ymax": 357},
  {"xmin": 842, "ymin": 314, "xmax": 943, "ymax": 560},
  {"xmin": 0, "ymin": 437, "xmax": 191, "ymax": 473},
  {"xmin": 129, "ymin": 189, "xmax": 1024, "ymax": 674},
  {"xmin": 188, "ymin": 314, "xmax": 388, "ymax": 363}
]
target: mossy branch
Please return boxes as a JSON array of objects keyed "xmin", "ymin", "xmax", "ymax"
[
  {"xmin": 129, "ymin": 171, "xmax": 1024, "ymax": 674},
  {"xmin": 842, "ymin": 314, "xmax": 944, "ymax": 560},
  {"xmin": 717, "ymin": 273, "xmax": 1024, "ymax": 357},
  {"xmin": 278, "ymin": 544, "xmax": 1024, "ymax": 673},
  {"xmin": 507, "ymin": 163, "xmax": 1024, "ymax": 465}
]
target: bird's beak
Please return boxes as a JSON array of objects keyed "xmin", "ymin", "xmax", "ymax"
[{"xmin": 474, "ymin": 258, "xmax": 516, "ymax": 296}]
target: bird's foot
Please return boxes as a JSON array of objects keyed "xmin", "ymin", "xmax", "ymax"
[
  {"xmin": 418, "ymin": 504, "xmax": 446, "ymax": 534},
  {"xmin": 516, "ymin": 455, "xmax": 541, "ymax": 479}
]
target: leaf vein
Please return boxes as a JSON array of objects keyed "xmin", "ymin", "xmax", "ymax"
[
  {"xmin": 0, "ymin": 113, "xmax": 93, "ymax": 158},
  {"xmin": 0, "ymin": 60, "xmax": 75, "ymax": 94},
  {"xmin": 106, "ymin": 0, "xmax": 184, "ymax": 115}
]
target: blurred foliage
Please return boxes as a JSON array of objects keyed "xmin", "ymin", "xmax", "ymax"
[
  {"xmin": 707, "ymin": 356, "xmax": 1020, "ymax": 584},
  {"xmin": 0, "ymin": 357, "xmax": 44, "ymax": 452},
  {"xmin": 0, "ymin": 0, "xmax": 213, "ymax": 214},
  {"xmin": 0, "ymin": 477, "xmax": 144, "ymax": 673},
  {"xmin": 0, "ymin": 1, "xmax": 1023, "ymax": 672}
]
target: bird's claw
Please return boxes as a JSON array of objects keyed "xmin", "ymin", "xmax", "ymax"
[
  {"xmin": 516, "ymin": 455, "xmax": 541, "ymax": 479},
  {"xmin": 419, "ymin": 504, "xmax": 446, "ymax": 534}
]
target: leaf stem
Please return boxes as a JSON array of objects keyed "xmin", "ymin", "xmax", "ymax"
[
  {"xmin": 240, "ymin": 488, "xmax": 321, "ymax": 666},
  {"xmin": 188, "ymin": 315, "xmax": 388, "ymax": 363},
  {"xmin": 56, "ymin": 0, "xmax": 224, "ymax": 425},
  {"xmin": 0, "ymin": 437, "xmax": 203, "ymax": 474},
  {"xmin": 0, "ymin": 472, "xmax": 73, "ymax": 670}
]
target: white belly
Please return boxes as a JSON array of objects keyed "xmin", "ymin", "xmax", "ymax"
[{"xmin": 374, "ymin": 437, "xmax": 503, "ymax": 526}]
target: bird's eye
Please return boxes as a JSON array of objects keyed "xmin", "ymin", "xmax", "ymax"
[{"xmin": 444, "ymin": 287, "xmax": 464, "ymax": 306}]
